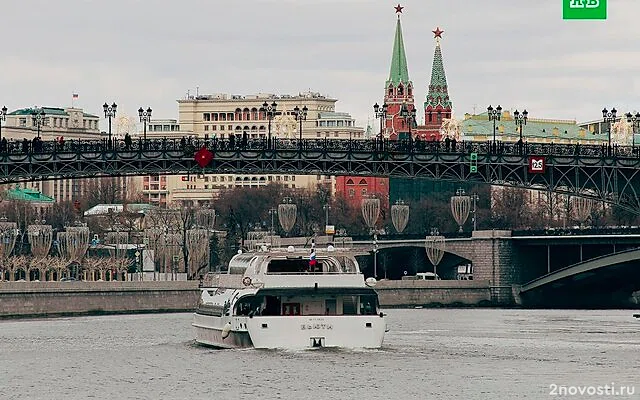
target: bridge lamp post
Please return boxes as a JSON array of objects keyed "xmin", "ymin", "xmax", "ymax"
[
  {"xmin": 470, "ymin": 193, "xmax": 480, "ymax": 231},
  {"xmin": 602, "ymin": 107, "xmax": 617, "ymax": 147},
  {"xmin": 425, "ymin": 228, "xmax": 445, "ymax": 280},
  {"xmin": 268, "ymin": 208, "xmax": 277, "ymax": 247},
  {"xmin": 450, "ymin": 189, "xmax": 471, "ymax": 233},
  {"xmin": 399, "ymin": 102, "xmax": 416, "ymax": 138},
  {"xmin": 626, "ymin": 111, "xmax": 640, "ymax": 148},
  {"xmin": 138, "ymin": 106, "xmax": 152, "ymax": 141},
  {"xmin": 262, "ymin": 101, "xmax": 278, "ymax": 144},
  {"xmin": 0, "ymin": 106, "xmax": 6, "ymax": 143},
  {"xmin": 513, "ymin": 109, "xmax": 528, "ymax": 142},
  {"xmin": 103, "ymin": 102, "xmax": 117, "ymax": 144},
  {"xmin": 293, "ymin": 105, "xmax": 308, "ymax": 142},
  {"xmin": 31, "ymin": 107, "xmax": 46, "ymax": 139},
  {"xmin": 487, "ymin": 105, "xmax": 502, "ymax": 144},
  {"xmin": 361, "ymin": 197, "xmax": 380, "ymax": 279},
  {"xmin": 373, "ymin": 102, "xmax": 388, "ymax": 140}
]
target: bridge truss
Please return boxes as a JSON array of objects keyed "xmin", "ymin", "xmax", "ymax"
[{"xmin": 3, "ymin": 138, "xmax": 640, "ymax": 212}]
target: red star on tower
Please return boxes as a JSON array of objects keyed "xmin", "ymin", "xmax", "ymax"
[
  {"xmin": 194, "ymin": 146, "xmax": 213, "ymax": 168},
  {"xmin": 394, "ymin": 4, "xmax": 403, "ymax": 13},
  {"xmin": 432, "ymin": 27, "xmax": 444, "ymax": 39}
]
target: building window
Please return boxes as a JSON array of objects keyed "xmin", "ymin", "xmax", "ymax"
[
  {"xmin": 204, "ymin": 125, "xmax": 209, "ymax": 131},
  {"xmin": 361, "ymin": 188, "xmax": 367, "ymax": 195},
  {"xmin": 349, "ymin": 189, "xmax": 355, "ymax": 198},
  {"xmin": 203, "ymin": 113, "xmax": 211, "ymax": 121}
]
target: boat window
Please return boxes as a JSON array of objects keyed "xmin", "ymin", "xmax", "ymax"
[
  {"xmin": 263, "ymin": 296, "xmax": 281, "ymax": 316},
  {"xmin": 282, "ymin": 303, "xmax": 301, "ymax": 316},
  {"xmin": 267, "ymin": 259, "xmax": 323, "ymax": 273},
  {"xmin": 343, "ymin": 296, "xmax": 358, "ymax": 315},
  {"xmin": 359, "ymin": 295, "xmax": 378, "ymax": 315}
]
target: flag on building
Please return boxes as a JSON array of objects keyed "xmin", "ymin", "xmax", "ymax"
[{"xmin": 72, "ymin": 93, "xmax": 79, "ymax": 99}]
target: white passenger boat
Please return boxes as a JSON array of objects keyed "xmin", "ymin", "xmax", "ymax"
[{"xmin": 192, "ymin": 245, "xmax": 387, "ymax": 349}]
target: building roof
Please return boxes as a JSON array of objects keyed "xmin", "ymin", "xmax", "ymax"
[
  {"xmin": 424, "ymin": 39, "xmax": 452, "ymax": 110},
  {"xmin": 318, "ymin": 111, "xmax": 354, "ymax": 120},
  {"xmin": 387, "ymin": 18, "xmax": 410, "ymax": 85},
  {"xmin": 461, "ymin": 113, "xmax": 607, "ymax": 142},
  {"xmin": 5, "ymin": 187, "xmax": 54, "ymax": 203},
  {"xmin": 83, "ymin": 203, "xmax": 156, "ymax": 217},
  {"xmin": 8, "ymin": 107, "xmax": 99, "ymax": 119}
]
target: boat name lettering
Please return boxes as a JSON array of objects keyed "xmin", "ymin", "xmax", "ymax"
[{"xmin": 300, "ymin": 323, "xmax": 333, "ymax": 330}]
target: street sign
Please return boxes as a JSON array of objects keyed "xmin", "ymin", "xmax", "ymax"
[
  {"xmin": 172, "ymin": 255, "xmax": 180, "ymax": 262},
  {"xmin": 135, "ymin": 251, "xmax": 140, "ymax": 257},
  {"xmin": 325, "ymin": 225, "xmax": 335, "ymax": 235}
]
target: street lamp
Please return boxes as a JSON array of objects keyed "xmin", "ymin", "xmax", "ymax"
[
  {"xmin": 602, "ymin": 107, "xmax": 617, "ymax": 147},
  {"xmin": 262, "ymin": 101, "xmax": 278, "ymax": 144},
  {"xmin": 268, "ymin": 208, "xmax": 277, "ymax": 247},
  {"xmin": 373, "ymin": 102, "xmax": 388, "ymax": 140},
  {"xmin": 513, "ymin": 109, "xmax": 528, "ymax": 143},
  {"xmin": 399, "ymin": 102, "xmax": 416, "ymax": 138},
  {"xmin": 425, "ymin": 227, "xmax": 445, "ymax": 279},
  {"xmin": 103, "ymin": 102, "xmax": 117, "ymax": 144},
  {"xmin": 293, "ymin": 105, "xmax": 308, "ymax": 141},
  {"xmin": 138, "ymin": 106, "xmax": 152, "ymax": 140},
  {"xmin": 0, "ymin": 106, "xmax": 6, "ymax": 143},
  {"xmin": 31, "ymin": 107, "xmax": 46, "ymax": 138},
  {"xmin": 625, "ymin": 111, "xmax": 640, "ymax": 148},
  {"xmin": 487, "ymin": 105, "xmax": 502, "ymax": 144},
  {"xmin": 470, "ymin": 193, "xmax": 480, "ymax": 231},
  {"xmin": 450, "ymin": 189, "xmax": 471, "ymax": 233}
]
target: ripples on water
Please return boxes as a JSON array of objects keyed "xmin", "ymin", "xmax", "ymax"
[{"xmin": 0, "ymin": 310, "xmax": 637, "ymax": 400}]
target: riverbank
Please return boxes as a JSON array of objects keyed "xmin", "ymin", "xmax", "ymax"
[
  {"xmin": 0, "ymin": 281, "xmax": 200, "ymax": 319},
  {"xmin": 0, "ymin": 280, "xmax": 500, "ymax": 318}
]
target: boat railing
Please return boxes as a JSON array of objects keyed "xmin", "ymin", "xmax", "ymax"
[{"xmin": 265, "ymin": 271, "xmax": 359, "ymax": 275}]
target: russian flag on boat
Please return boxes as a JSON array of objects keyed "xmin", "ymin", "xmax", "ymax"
[{"xmin": 309, "ymin": 250, "xmax": 317, "ymax": 268}]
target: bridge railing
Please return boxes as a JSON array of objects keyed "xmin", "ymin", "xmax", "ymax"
[{"xmin": 1, "ymin": 137, "xmax": 638, "ymax": 159}]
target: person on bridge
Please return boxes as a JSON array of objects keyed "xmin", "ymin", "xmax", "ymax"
[{"xmin": 124, "ymin": 133, "xmax": 132, "ymax": 150}]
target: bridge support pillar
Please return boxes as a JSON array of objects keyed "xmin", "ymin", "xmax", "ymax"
[{"xmin": 468, "ymin": 230, "xmax": 519, "ymax": 306}]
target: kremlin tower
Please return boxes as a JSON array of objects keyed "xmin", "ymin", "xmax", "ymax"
[
  {"xmin": 382, "ymin": 4, "xmax": 417, "ymax": 140},
  {"xmin": 422, "ymin": 27, "xmax": 453, "ymax": 140}
]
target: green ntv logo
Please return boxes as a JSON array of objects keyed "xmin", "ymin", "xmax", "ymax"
[{"xmin": 564, "ymin": 0, "xmax": 607, "ymax": 19}]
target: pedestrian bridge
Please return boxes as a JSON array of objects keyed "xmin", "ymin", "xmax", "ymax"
[
  {"xmin": 519, "ymin": 247, "xmax": 640, "ymax": 307},
  {"xmin": 3, "ymin": 137, "xmax": 640, "ymax": 212}
]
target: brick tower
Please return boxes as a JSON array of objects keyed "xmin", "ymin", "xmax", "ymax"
[
  {"xmin": 421, "ymin": 27, "xmax": 453, "ymax": 140},
  {"xmin": 381, "ymin": 4, "xmax": 417, "ymax": 141}
]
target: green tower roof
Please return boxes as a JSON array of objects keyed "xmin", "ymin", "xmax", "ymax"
[
  {"xmin": 425, "ymin": 40, "xmax": 452, "ymax": 109},
  {"xmin": 386, "ymin": 18, "xmax": 410, "ymax": 85}
]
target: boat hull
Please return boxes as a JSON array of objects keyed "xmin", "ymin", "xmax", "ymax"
[{"xmin": 193, "ymin": 313, "xmax": 386, "ymax": 349}]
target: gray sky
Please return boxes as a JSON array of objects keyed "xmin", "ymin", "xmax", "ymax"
[{"xmin": 1, "ymin": 0, "xmax": 638, "ymax": 131}]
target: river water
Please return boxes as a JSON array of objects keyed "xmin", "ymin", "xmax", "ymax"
[{"xmin": 0, "ymin": 309, "xmax": 637, "ymax": 400}]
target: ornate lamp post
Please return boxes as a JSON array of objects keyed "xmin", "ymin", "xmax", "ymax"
[
  {"xmin": 138, "ymin": 106, "xmax": 152, "ymax": 140},
  {"xmin": 31, "ymin": 107, "xmax": 46, "ymax": 138},
  {"xmin": 513, "ymin": 109, "xmax": 528, "ymax": 143},
  {"xmin": 470, "ymin": 193, "xmax": 480, "ymax": 231},
  {"xmin": 268, "ymin": 208, "xmax": 277, "ymax": 247},
  {"xmin": 450, "ymin": 188, "xmax": 471, "ymax": 233},
  {"xmin": 361, "ymin": 197, "xmax": 380, "ymax": 278},
  {"xmin": 277, "ymin": 197, "xmax": 297, "ymax": 235},
  {"xmin": 487, "ymin": 105, "xmax": 502, "ymax": 144},
  {"xmin": 391, "ymin": 199, "xmax": 409, "ymax": 233},
  {"xmin": 425, "ymin": 228, "xmax": 445, "ymax": 279},
  {"xmin": 373, "ymin": 102, "xmax": 388, "ymax": 140},
  {"xmin": 602, "ymin": 107, "xmax": 617, "ymax": 147},
  {"xmin": 103, "ymin": 102, "xmax": 117, "ymax": 144},
  {"xmin": 399, "ymin": 102, "xmax": 416, "ymax": 138},
  {"xmin": 0, "ymin": 106, "xmax": 7, "ymax": 142},
  {"xmin": 572, "ymin": 196, "xmax": 592, "ymax": 227},
  {"xmin": 292, "ymin": 105, "xmax": 308, "ymax": 141},
  {"xmin": 625, "ymin": 111, "xmax": 640, "ymax": 149},
  {"xmin": 262, "ymin": 101, "xmax": 278, "ymax": 143}
]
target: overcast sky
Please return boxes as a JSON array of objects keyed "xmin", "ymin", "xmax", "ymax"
[{"xmin": 1, "ymin": 0, "xmax": 638, "ymax": 131}]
